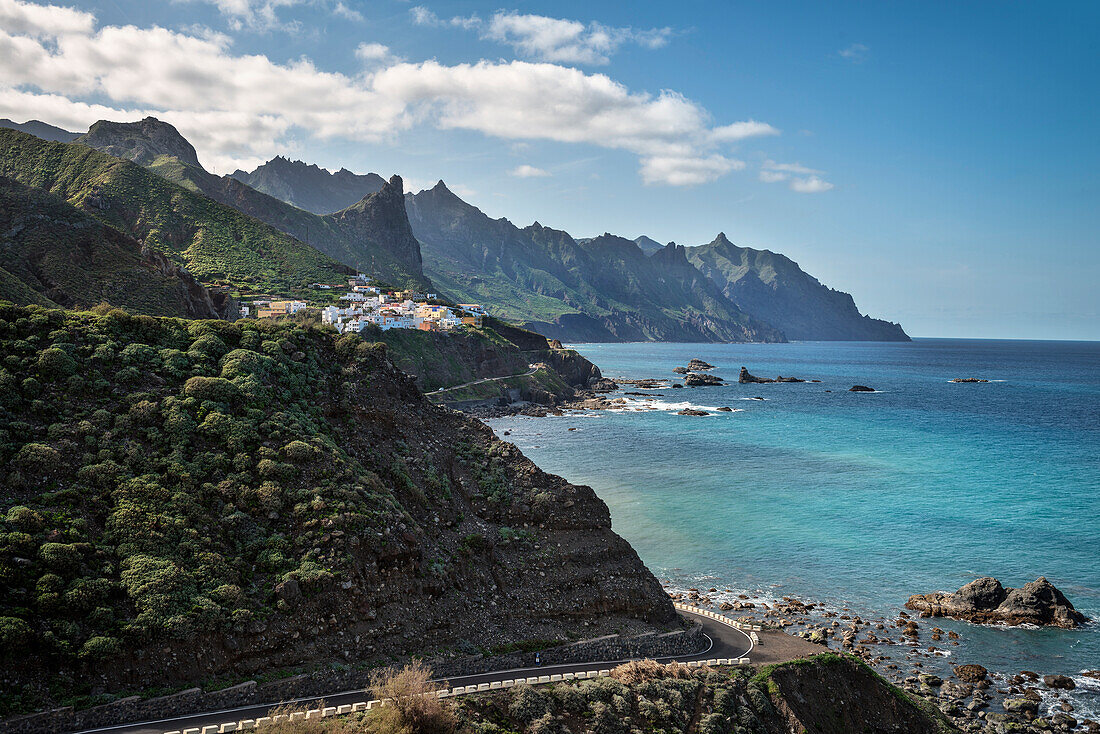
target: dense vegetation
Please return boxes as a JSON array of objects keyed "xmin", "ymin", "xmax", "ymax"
[
  {"xmin": 0, "ymin": 176, "xmax": 224, "ymax": 318},
  {"xmin": 0, "ymin": 304, "xmax": 419, "ymax": 712},
  {"xmin": 0, "ymin": 128, "xmax": 350, "ymax": 295}
]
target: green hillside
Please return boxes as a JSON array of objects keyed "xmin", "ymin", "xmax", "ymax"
[
  {"xmin": 0, "ymin": 176, "xmax": 227, "ymax": 318},
  {"xmin": 76, "ymin": 119, "xmax": 428, "ymax": 290},
  {"xmin": 0, "ymin": 128, "xmax": 350, "ymax": 296}
]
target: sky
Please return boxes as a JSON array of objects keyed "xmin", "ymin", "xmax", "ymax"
[{"xmin": 1, "ymin": 0, "xmax": 1097, "ymax": 339}]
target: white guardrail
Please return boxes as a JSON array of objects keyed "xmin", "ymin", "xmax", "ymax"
[{"xmin": 163, "ymin": 605, "xmax": 754, "ymax": 733}]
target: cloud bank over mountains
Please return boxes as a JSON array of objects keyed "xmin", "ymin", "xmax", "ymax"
[{"xmin": 0, "ymin": 0, "xmax": 831, "ymax": 189}]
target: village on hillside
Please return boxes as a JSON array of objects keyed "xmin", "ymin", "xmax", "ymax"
[{"xmin": 240, "ymin": 275, "xmax": 485, "ymax": 334}]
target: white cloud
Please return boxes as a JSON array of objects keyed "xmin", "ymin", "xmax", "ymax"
[
  {"xmin": 333, "ymin": 2, "xmax": 363, "ymax": 22},
  {"xmin": 0, "ymin": 0, "xmax": 92, "ymax": 36},
  {"xmin": 838, "ymin": 43, "xmax": 868, "ymax": 63},
  {"xmin": 758, "ymin": 160, "xmax": 832, "ymax": 192},
  {"xmin": 762, "ymin": 159, "xmax": 821, "ymax": 175},
  {"xmin": 414, "ymin": 8, "xmax": 672, "ymax": 65},
  {"xmin": 789, "ymin": 175, "xmax": 834, "ymax": 193},
  {"xmin": 354, "ymin": 42, "xmax": 397, "ymax": 66},
  {"xmin": 0, "ymin": 0, "xmax": 798, "ymax": 185},
  {"xmin": 640, "ymin": 155, "xmax": 743, "ymax": 187},
  {"xmin": 510, "ymin": 164, "xmax": 550, "ymax": 178},
  {"xmin": 177, "ymin": 0, "xmax": 357, "ymax": 31},
  {"xmin": 712, "ymin": 120, "xmax": 780, "ymax": 142}
]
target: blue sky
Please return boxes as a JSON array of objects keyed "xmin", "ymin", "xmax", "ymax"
[{"xmin": 1, "ymin": 0, "xmax": 1097, "ymax": 339}]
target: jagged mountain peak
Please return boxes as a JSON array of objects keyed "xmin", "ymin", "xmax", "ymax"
[
  {"xmin": 229, "ymin": 155, "xmax": 385, "ymax": 215},
  {"xmin": 78, "ymin": 117, "xmax": 202, "ymax": 170}
]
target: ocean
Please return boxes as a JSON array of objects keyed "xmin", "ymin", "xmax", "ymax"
[{"xmin": 485, "ymin": 338, "xmax": 1100, "ymax": 714}]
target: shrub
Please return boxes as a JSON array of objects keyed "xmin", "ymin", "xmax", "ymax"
[
  {"xmin": 37, "ymin": 347, "xmax": 76, "ymax": 379},
  {"xmin": 38, "ymin": 543, "xmax": 82, "ymax": 574},
  {"xmin": 0, "ymin": 617, "xmax": 32, "ymax": 654},
  {"xmin": 79, "ymin": 635, "xmax": 121, "ymax": 661},
  {"xmin": 282, "ymin": 440, "xmax": 316, "ymax": 463},
  {"xmin": 187, "ymin": 334, "xmax": 229, "ymax": 362},
  {"xmin": 5, "ymin": 505, "xmax": 44, "ymax": 531},
  {"xmin": 368, "ymin": 661, "xmax": 455, "ymax": 734},
  {"xmin": 182, "ymin": 376, "xmax": 241, "ymax": 405}
]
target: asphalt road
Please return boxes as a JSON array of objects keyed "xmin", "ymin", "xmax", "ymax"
[{"xmin": 75, "ymin": 609, "xmax": 752, "ymax": 734}]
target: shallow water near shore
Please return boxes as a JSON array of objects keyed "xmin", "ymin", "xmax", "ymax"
[{"xmin": 486, "ymin": 338, "xmax": 1100, "ymax": 716}]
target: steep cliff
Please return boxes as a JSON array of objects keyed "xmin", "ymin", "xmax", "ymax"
[{"xmin": 0, "ymin": 305, "xmax": 673, "ymax": 716}]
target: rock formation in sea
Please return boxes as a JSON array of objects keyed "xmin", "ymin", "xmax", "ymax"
[
  {"xmin": 905, "ymin": 577, "xmax": 1088, "ymax": 628},
  {"xmin": 683, "ymin": 373, "xmax": 724, "ymax": 387}
]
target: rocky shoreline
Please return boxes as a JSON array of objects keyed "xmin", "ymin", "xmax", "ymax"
[{"xmin": 666, "ymin": 583, "xmax": 1097, "ymax": 733}]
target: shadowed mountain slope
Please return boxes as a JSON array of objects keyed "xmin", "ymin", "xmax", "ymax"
[
  {"xmin": 0, "ymin": 176, "xmax": 230, "ymax": 318},
  {"xmin": 688, "ymin": 233, "xmax": 909, "ymax": 341}
]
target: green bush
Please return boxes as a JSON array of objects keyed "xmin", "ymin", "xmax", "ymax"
[
  {"xmin": 182, "ymin": 376, "xmax": 241, "ymax": 405},
  {"xmin": 79, "ymin": 635, "xmax": 121, "ymax": 661},
  {"xmin": 38, "ymin": 543, "xmax": 82, "ymax": 573},
  {"xmin": 5, "ymin": 505, "xmax": 44, "ymax": 531},
  {"xmin": 37, "ymin": 347, "xmax": 76, "ymax": 379},
  {"xmin": 0, "ymin": 616, "xmax": 32, "ymax": 654},
  {"xmin": 282, "ymin": 440, "xmax": 317, "ymax": 462}
]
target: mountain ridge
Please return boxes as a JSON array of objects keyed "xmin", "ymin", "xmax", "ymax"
[
  {"xmin": 688, "ymin": 232, "xmax": 909, "ymax": 341},
  {"xmin": 230, "ymin": 155, "xmax": 386, "ymax": 215},
  {"xmin": 74, "ymin": 118, "xmax": 427, "ymax": 289}
]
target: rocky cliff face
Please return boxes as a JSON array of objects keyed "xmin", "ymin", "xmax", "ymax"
[
  {"xmin": 688, "ymin": 233, "xmax": 909, "ymax": 341},
  {"xmin": 331, "ymin": 175, "xmax": 423, "ymax": 274},
  {"xmin": 0, "ymin": 306, "xmax": 673, "ymax": 714},
  {"xmin": 230, "ymin": 156, "xmax": 386, "ymax": 215},
  {"xmin": 77, "ymin": 117, "xmax": 203, "ymax": 169}
]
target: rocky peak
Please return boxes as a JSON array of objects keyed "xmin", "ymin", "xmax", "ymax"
[
  {"xmin": 78, "ymin": 117, "xmax": 203, "ymax": 170},
  {"xmin": 334, "ymin": 173, "xmax": 422, "ymax": 271}
]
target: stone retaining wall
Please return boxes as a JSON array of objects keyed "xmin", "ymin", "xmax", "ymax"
[{"xmin": 0, "ymin": 626, "xmax": 705, "ymax": 734}]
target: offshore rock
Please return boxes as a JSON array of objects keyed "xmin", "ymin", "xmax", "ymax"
[
  {"xmin": 849, "ymin": 385, "xmax": 876, "ymax": 392},
  {"xmin": 905, "ymin": 577, "xmax": 1087, "ymax": 629},
  {"xmin": 739, "ymin": 366, "xmax": 775, "ymax": 384},
  {"xmin": 683, "ymin": 373, "xmax": 724, "ymax": 387}
]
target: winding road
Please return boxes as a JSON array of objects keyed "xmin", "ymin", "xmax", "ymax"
[
  {"xmin": 74, "ymin": 608, "xmax": 753, "ymax": 734},
  {"xmin": 428, "ymin": 365, "xmax": 540, "ymax": 396}
]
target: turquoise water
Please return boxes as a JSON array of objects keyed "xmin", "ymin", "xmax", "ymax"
[{"xmin": 486, "ymin": 339, "xmax": 1100, "ymax": 709}]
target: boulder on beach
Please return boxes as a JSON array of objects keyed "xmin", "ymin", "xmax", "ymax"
[
  {"xmin": 684, "ymin": 373, "xmax": 724, "ymax": 387},
  {"xmin": 739, "ymin": 366, "xmax": 775, "ymax": 384},
  {"xmin": 590, "ymin": 377, "xmax": 619, "ymax": 393},
  {"xmin": 849, "ymin": 385, "xmax": 876, "ymax": 392},
  {"xmin": 905, "ymin": 576, "xmax": 1088, "ymax": 629},
  {"xmin": 677, "ymin": 408, "xmax": 710, "ymax": 416}
]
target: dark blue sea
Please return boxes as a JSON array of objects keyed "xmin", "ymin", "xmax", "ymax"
[{"xmin": 486, "ymin": 339, "xmax": 1100, "ymax": 714}]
